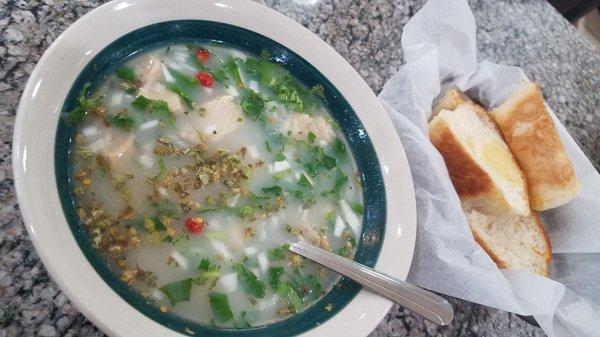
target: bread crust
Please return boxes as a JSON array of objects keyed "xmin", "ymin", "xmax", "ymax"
[
  {"xmin": 491, "ymin": 83, "xmax": 579, "ymax": 210},
  {"xmin": 429, "ymin": 115, "xmax": 521, "ymax": 215},
  {"xmin": 468, "ymin": 210, "xmax": 552, "ymax": 276}
]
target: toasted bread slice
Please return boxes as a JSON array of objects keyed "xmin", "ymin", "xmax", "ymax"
[
  {"xmin": 464, "ymin": 208, "xmax": 551, "ymax": 276},
  {"xmin": 433, "ymin": 88, "xmax": 468, "ymax": 115},
  {"xmin": 490, "ymin": 81, "xmax": 579, "ymax": 210},
  {"xmin": 429, "ymin": 105, "xmax": 529, "ymax": 216},
  {"xmin": 433, "ymin": 89, "xmax": 502, "ymax": 133}
]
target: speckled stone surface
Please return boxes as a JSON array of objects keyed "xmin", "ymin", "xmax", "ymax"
[{"xmin": 0, "ymin": 0, "xmax": 598, "ymax": 336}]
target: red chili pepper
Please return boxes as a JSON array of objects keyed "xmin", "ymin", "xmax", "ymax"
[
  {"xmin": 196, "ymin": 48, "xmax": 211, "ymax": 63},
  {"xmin": 196, "ymin": 71, "xmax": 215, "ymax": 87},
  {"xmin": 185, "ymin": 217, "xmax": 205, "ymax": 234}
]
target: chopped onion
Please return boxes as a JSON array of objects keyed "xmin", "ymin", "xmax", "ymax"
[
  {"xmin": 243, "ymin": 246, "xmax": 258, "ymax": 256},
  {"xmin": 211, "ymin": 240, "xmax": 232, "ymax": 259},
  {"xmin": 81, "ymin": 126, "xmax": 99, "ymax": 137},
  {"xmin": 218, "ymin": 273, "xmax": 238, "ymax": 293},
  {"xmin": 139, "ymin": 119, "xmax": 159, "ymax": 130},
  {"xmin": 246, "ymin": 145, "xmax": 259, "ymax": 160},
  {"xmin": 169, "ymin": 250, "xmax": 189, "ymax": 271},
  {"xmin": 161, "ymin": 64, "xmax": 175, "ymax": 83},
  {"xmin": 109, "ymin": 92, "xmax": 123, "ymax": 107},
  {"xmin": 334, "ymin": 215, "xmax": 345, "ymax": 237},
  {"xmin": 257, "ymin": 252, "xmax": 269, "ymax": 274},
  {"xmin": 139, "ymin": 154, "xmax": 154, "ymax": 169},
  {"xmin": 272, "ymin": 160, "xmax": 290, "ymax": 173},
  {"xmin": 340, "ymin": 200, "xmax": 361, "ymax": 238}
]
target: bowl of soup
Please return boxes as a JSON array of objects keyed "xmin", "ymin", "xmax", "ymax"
[{"xmin": 13, "ymin": 1, "xmax": 416, "ymax": 336}]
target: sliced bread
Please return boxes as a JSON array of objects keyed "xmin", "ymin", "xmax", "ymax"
[
  {"xmin": 490, "ymin": 81, "xmax": 580, "ymax": 210},
  {"xmin": 464, "ymin": 208, "xmax": 551, "ymax": 276},
  {"xmin": 429, "ymin": 104, "xmax": 530, "ymax": 216}
]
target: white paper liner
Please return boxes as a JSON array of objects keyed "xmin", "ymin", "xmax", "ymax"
[{"xmin": 378, "ymin": 0, "xmax": 600, "ymax": 336}]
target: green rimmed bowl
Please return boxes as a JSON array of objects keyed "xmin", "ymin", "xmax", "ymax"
[{"xmin": 13, "ymin": 1, "xmax": 416, "ymax": 336}]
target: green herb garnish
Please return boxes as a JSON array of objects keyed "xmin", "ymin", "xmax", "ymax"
[
  {"xmin": 241, "ymin": 89, "xmax": 265, "ymax": 121},
  {"xmin": 107, "ymin": 112, "xmax": 135, "ymax": 131},
  {"xmin": 209, "ymin": 292, "xmax": 234, "ymax": 322},
  {"xmin": 268, "ymin": 267, "xmax": 284, "ymax": 290},
  {"xmin": 115, "ymin": 66, "xmax": 137, "ymax": 83},
  {"xmin": 266, "ymin": 247, "xmax": 286, "ymax": 261},
  {"xmin": 223, "ymin": 57, "xmax": 244, "ymax": 88},
  {"xmin": 68, "ymin": 82, "xmax": 103, "ymax": 125},
  {"xmin": 166, "ymin": 83, "xmax": 193, "ymax": 108},
  {"xmin": 273, "ymin": 168, "xmax": 292, "ymax": 180},
  {"xmin": 277, "ymin": 282, "xmax": 303, "ymax": 312},
  {"xmin": 159, "ymin": 278, "xmax": 193, "ymax": 305},
  {"xmin": 261, "ymin": 186, "xmax": 283, "ymax": 195},
  {"xmin": 232, "ymin": 263, "xmax": 266, "ymax": 298}
]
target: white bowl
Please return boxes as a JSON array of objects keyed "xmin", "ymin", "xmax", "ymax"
[{"xmin": 12, "ymin": 0, "xmax": 416, "ymax": 336}]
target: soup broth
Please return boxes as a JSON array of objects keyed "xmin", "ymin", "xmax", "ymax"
[{"xmin": 69, "ymin": 42, "xmax": 363, "ymax": 327}]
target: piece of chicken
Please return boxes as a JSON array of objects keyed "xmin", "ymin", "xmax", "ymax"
[{"xmin": 137, "ymin": 55, "xmax": 185, "ymax": 114}]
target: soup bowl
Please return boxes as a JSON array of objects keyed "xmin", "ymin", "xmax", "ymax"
[{"xmin": 12, "ymin": 0, "xmax": 416, "ymax": 336}]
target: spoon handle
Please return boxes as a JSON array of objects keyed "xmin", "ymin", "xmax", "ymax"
[{"xmin": 288, "ymin": 240, "xmax": 454, "ymax": 326}]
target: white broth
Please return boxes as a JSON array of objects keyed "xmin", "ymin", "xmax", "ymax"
[{"xmin": 69, "ymin": 43, "xmax": 363, "ymax": 327}]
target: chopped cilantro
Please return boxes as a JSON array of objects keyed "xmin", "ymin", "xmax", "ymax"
[
  {"xmin": 262, "ymin": 186, "xmax": 283, "ymax": 195},
  {"xmin": 167, "ymin": 67, "xmax": 198, "ymax": 87},
  {"xmin": 265, "ymin": 140, "xmax": 272, "ymax": 153},
  {"xmin": 115, "ymin": 66, "xmax": 137, "ymax": 83},
  {"xmin": 277, "ymin": 282, "xmax": 303, "ymax": 312},
  {"xmin": 209, "ymin": 292, "xmax": 234, "ymax": 322},
  {"xmin": 266, "ymin": 247, "xmax": 286, "ymax": 261},
  {"xmin": 198, "ymin": 258, "xmax": 219, "ymax": 272},
  {"xmin": 307, "ymin": 131, "xmax": 316, "ymax": 143},
  {"xmin": 68, "ymin": 82, "xmax": 102, "ymax": 125},
  {"xmin": 241, "ymin": 89, "xmax": 265, "ymax": 121},
  {"xmin": 305, "ymin": 275, "xmax": 322, "ymax": 300},
  {"xmin": 131, "ymin": 95, "xmax": 174, "ymax": 125},
  {"xmin": 297, "ymin": 173, "xmax": 312, "ymax": 188},
  {"xmin": 333, "ymin": 138, "xmax": 346, "ymax": 154},
  {"xmin": 223, "ymin": 57, "xmax": 244, "ymax": 88},
  {"xmin": 239, "ymin": 204, "xmax": 255, "ymax": 218},
  {"xmin": 149, "ymin": 216, "xmax": 167, "ymax": 231},
  {"xmin": 351, "ymin": 203, "xmax": 364, "ymax": 215},
  {"xmin": 152, "ymin": 158, "xmax": 166, "ymax": 181},
  {"xmin": 268, "ymin": 267, "xmax": 284, "ymax": 290},
  {"xmin": 155, "ymin": 199, "xmax": 181, "ymax": 219},
  {"xmin": 106, "ymin": 112, "xmax": 135, "ymax": 131},
  {"xmin": 159, "ymin": 278, "xmax": 193, "ymax": 305},
  {"xmin": 166, "ymin": 83, "xmax": 193, "ymax": 108},
  {"xmin": 273, "ymin": 168, "xmax": 292, "ymax": 180},
  {"xmin": 274, "ymin": 151, "xmax": 286, "ymax": 161},
  {"xmin": 232, "ymin": 263, "xmax": 265, "ymax": 298}
]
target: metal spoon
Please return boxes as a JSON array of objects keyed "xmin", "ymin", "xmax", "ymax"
[{"xmin": 287, "ymin": 239, "xmax": 454, "ymax": 325}]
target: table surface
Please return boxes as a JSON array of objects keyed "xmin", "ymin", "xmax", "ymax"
[{"xmin": 0, "ymin": 0, "xmax": 598, "ymax": 336}]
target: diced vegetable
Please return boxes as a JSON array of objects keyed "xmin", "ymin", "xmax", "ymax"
[
  {"xmin": 159, "ymin": 278, "xmax": 193, "ymax": 305},
  {"xmin": 196, "ymin": 48, "xmax": 211, "ymax": 63},
  {"xmin": 196, "ymin": 71, "xmax": 215, "ymax": 87},
  {"xmin": 185, "ymin": 217, "xmax": 205, "ymax": 234}
]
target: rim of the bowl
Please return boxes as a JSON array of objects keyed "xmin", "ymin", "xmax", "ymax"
[{"xmin": 12, "ymin": 1, "xmax": 417, "ymax": 337}]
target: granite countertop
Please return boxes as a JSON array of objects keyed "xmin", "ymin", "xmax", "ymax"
[{"xmin": 0, "ymin": 0, "xmax": 598, "ymax": 336}]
